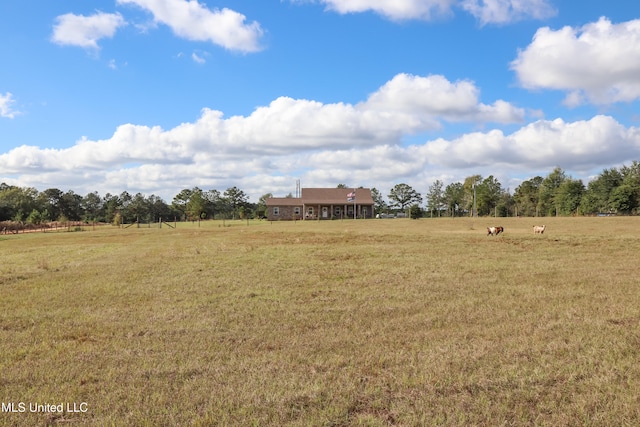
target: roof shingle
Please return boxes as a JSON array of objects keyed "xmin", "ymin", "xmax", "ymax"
[{"xmin": 265, "ymin": 188, "xmax": 374, "ymax": 206}]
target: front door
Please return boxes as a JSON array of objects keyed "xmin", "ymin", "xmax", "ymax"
[{"xmin": 322, "ymin": 207, "xmax": 328, "ymax": 218}]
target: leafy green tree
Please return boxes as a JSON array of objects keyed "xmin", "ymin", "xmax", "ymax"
[
  {"xmin": 580, "ymin": 168, "xmax": 622, "ymax": 214},
  {"xmin": 476, "ymin": 175, "xmax": 503, "ymax": 216},
  {"xmin": 257, "ymin": 193, "xmax": 273, "ymax": 219},
  {"xmin": 82, "ymin": 191, "xmax": 103, "ymax": 222},
  {"xmin": 426, "ymin": 180, "xmax": 444, "ymax": 217},
  {"xmin": 172, "ymin": 189, "xmax": 192, "ymax": 220},
  {"xmin": 0, "ymin": 183, "xmax": 11, "ymax": 220},
  {"xmin": 443, "ymin": 182, "xmax": 464, "ymax": 217},
  {"xmin": 38, "ymin": 188, "xmax": 64, "ymax": 221},
  {"xmin": 538, "ymin": 167, "xmax": 567, "ymax": 216},
  {"xmin": 618, "ymin": 161, "xmax": 640, "ymax": 213},
  {"xmin": 496, "ymin": 190, "xmax": 514, "ymax": 217},
  {"xmin": 203, "ymin": 189, "xmax": 222, "ymax": 219},
  {"xmin": 609, "ymin": 184, "xmax": 637, "ymax": 214},
  {"xmin": 128, "ymin": 193, "xmax": 150, "ymax": 223},
  {"xmin": 577, "ymin": 191, "xmax": 598, "ymax": 216},
  {"xmin": 370, "ymin": 188, "xmax": 388, "ymax": 215},
  {"xmin": 388, "ymin": 183, "xmax": 422, "ymax": 212},
  {"xmin": 514, "ymin": 176, "xmax": 543, "ymax": 216},
  {"xmin": 171, "ymin": 188, "xmax": 210, "ymax": 221},
  {"xmin": 556, "ymin": 178, "xmax": 585, "ymax": 215},
  {"xmin": 26, "ymin": 209, "xmax": 43, "ymax": 225},
  {"xmin": 620, "ymin": 161, "xmax": 640, "ymax": 185},
  {"xmin": 147, "ymin": 194, "xmax": 173, "ymax": 222},
  {"xmin": 223, "ymin": 186, "xmax": 249, "ymax": 219},
  {"xmin": 103, "ymin": 193, "xmax": 122, "ymax": 224},
  {"xmin": 0, "ymin": 185, "xmax": 38, "ymax": 222},
  {"xmin": 119, "ymin": 191, "xmax": 133, "ymax": 223},
  {"xmin": 187, "ymin": 188, "xmax": 207, "ymax": 220},
  {"xmin": 58, "ymin": 190, "xmax": 84, "ymax": 221}
]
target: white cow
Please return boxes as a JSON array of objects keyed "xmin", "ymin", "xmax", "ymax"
[{"xmin": 533, "ymin": 225, "xmax": 546, "ymax": 234}]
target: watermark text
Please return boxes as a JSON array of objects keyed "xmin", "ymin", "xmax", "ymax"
[{"xmin": 2, "ymin": 402, "xmax": 88, "ymax": 413}]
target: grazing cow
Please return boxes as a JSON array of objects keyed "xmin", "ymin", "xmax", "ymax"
[
  {"xmin": 533, "ymin": 225, "xmax": 546, "ymax": 234},
  {"xmin": 487, "ymin": 226, "xmax": 504, "ymax": 236}
]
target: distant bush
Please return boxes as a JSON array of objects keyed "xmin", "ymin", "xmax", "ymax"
[{"xmin": 409, "ymin": 204, "xmax": 423, "ymax": 219}]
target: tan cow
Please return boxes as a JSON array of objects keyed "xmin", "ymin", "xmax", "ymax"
[{"xmin": 533, "ymin": 225, "xmax": 546, "ymax": 234}]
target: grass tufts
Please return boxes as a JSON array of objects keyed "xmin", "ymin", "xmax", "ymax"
[{"xmin": 2, "ymin": 217, "xmax": 640, "ymax": 425}]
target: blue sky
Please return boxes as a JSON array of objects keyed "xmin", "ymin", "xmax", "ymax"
[{"xmin": 1, "ymin": 0, "xmax": 640, "ymax": 202}]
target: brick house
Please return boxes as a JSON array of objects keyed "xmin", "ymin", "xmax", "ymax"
[{"xmin": 266, "ymin": 188, "xmax": 375, "ymax": 220}]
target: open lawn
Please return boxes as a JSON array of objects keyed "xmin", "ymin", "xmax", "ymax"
[{"xmin": 2, "ymin": 217, "xmax": 640, "ymax": 426}]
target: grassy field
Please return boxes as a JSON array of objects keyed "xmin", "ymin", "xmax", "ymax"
[{"xmin": 1, "ymin": 217, "xmax": 640, "ymax": 426}]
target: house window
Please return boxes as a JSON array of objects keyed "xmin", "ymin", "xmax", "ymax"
[
  {"xmin": 335, "ymin": 207, "xmax": 341, "ymax": 216},
  {"xmin": 307, "ymin": 207, "xmax": 314, "ymax": 215},
  {"xmin": 294, "ymin": 207, "xmax": 301, "ymax": 215},
  {"xmin": 273, "ymin": 207, "xmax": 280, "ymax": 216},
  {"xmin": 362, "ymin": 207, "xmax": 368, "ymax": 217}
]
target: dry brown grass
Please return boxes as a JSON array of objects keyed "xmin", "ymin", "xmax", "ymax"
[{"xmin": 1, "ymin": 217, "xmax": 640, "ymax": 426}]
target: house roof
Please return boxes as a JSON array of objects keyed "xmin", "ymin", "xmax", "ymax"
[
  {"xmin": 266, "ymin": 188, "xmax": 374, "ymax": 206},
  {"xmin": 265, "ymin": 197, "xmax": 302, "ymax": 206},
  {"xmin": 302, "ymin": 188, "xmax": 374, "ymax": 204}
]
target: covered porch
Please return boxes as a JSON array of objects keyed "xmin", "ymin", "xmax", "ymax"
[{"xmin": 303, "ymin": 203, "xmax": 371, "ymax": 220}]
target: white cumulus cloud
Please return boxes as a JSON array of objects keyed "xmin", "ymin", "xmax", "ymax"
[
  {"xmin": 51, "ymin": 11, "xmax": 126, "ymax": 49},
  {"xmin": 460, "ymin": 0, "xmax": 556, "ymax": 26},
  {"xmin": 0, "ymin": 92, "xmax": 20, "ymax": 118},
  {"xmin": 3, "ymin": 74, "xmax": 635, "ymax": 201},
  {"xmin": 362, "ymin": 73, "xmax": 525, "ymax": 124},
  {"xmin": 423, "ymin": 115, "xmax": 640, "ymax": 169},
  {"xmin": 296, "ymin": 0, "xmax": 555, "ymax": 24},
  {"xmin": 511, "ymin": 17, "xmax": 640, "ymax": 106},
  {"xmin": 116, "ymin": 0, "xmax": 264, "ymax": 52},
  {"xmin": 318, "ymin": 0, "xmax": 455, "ymax": 21}
]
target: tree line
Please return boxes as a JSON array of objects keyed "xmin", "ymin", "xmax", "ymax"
[
  {"xmin": 2, "ymin": 161, "xmax": 640, "ymax": 224},
  {"xmin": 0, "ymin": 185, "xmax": 255, "ymax": 224},
  {"xmin": 372, "ymin": 161, "xmax": 640, "ymax": 218}
]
